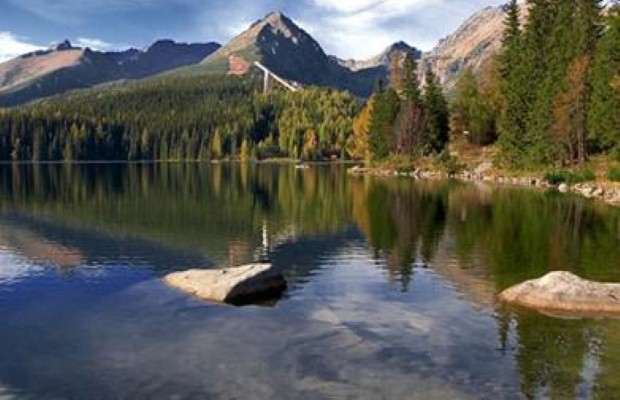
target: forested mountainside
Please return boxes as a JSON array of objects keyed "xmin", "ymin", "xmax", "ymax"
[{"xmin": 0, "ymin": 74, "xmax": 359, "ymax": 162}]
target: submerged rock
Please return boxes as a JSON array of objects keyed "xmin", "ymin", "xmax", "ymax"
[
  {"xmin": 499, "ymin": 271, "xmax": 620, "ymax": 317},
  {"xmin": 164, "ymin": 264, "xmax": 286, "ymax": 305}
]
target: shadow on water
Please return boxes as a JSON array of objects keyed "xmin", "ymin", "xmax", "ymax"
[{"xmin": 0, "ymin": 163, "xmax": 619, "ymax": 399}]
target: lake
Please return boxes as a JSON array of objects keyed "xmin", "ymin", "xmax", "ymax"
[{"xmin": 0, "ymin": 163, "xmax": 619, "ymax": 400}]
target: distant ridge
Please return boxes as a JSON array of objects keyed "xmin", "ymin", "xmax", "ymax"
[{"xmin": 0, "ymin": 40, "xmax": 220, "ymax": 107}]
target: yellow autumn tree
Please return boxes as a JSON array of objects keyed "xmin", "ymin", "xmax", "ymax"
[
  {"xmin": 347, "ymin": 96, "xmax": 375, "ymax": 162},
  {"xmin": 302, "ymin": 129, "xmax": 318, "ymax": 161},
  {"xmin": 240, "ymin": 138, "xmax": 250, "ymax": 161}
]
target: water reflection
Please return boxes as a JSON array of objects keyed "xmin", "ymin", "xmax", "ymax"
[{"xmin": 0, "ymin": 163, "xmax": 619, "ymax": 399}]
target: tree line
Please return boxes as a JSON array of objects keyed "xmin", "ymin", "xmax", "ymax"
[
  {"xmin": 348, "ymin": 54, "xmax": 451, "ymax": 163},
  {"xmin": 0, "ymin": 75, "xmax": 359, "ymax": 162},
  {"xmin": 358, "ymin": 0, "xmax": 618, "ymax": 169},
  {"xmin": 455, "ymin": 0, "xmax": 618, "ymax": 167}
]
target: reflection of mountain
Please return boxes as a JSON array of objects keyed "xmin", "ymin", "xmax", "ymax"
[
  {"xmin": 0, "ymin": 223, "xmax": 83, "ymax": 268},
  {"xmin": 0, "ymin": 202, "xmax": 360, "ymax": 289},
  {"xmin": 0, "ymin": 164, "xmax": 352, "ymax": 264},
  {"xmin": 0, "ymin": 213, "xmax": 214, "ymax": 273}
]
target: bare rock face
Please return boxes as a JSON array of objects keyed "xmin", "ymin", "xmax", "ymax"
[
  {"xmin": 421, "ymin": 4, "xmax": 528, "ymax": 90},
  {"xmin": 499, "ymin": 271, "xmax": 620, "ymax": 316},
  {"xmin": 164, "ymin": 264, "xmax": 287, "ymax": 305}
]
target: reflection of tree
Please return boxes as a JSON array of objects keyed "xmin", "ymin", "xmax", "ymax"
[
  {"xmin": 592, "ymin": 322, "xmax": 620, "ymax": 399},
  {"xmin": 351, "ymin": 178, "xmax": 620, "ymax": 396},
  {"xmin": 350, "ymin": 177, "xmax": 449, "ymax": 291},
  {"xmin": 447, "ymin": 186, "xmax": 620, "ymax": 289},
  {"xmin": 445, "ymin": 185, "xmax": 620, "ymax": 399},
  {"xmin": 0, "ymin": 163, "xmax": 352, "ymax": 265},
  {"xmin": 506, "ymin": 311, "xmax": 620, "ymax": 400},
  {"xmin": 513, "ymin": 311, "xmax": 590, "ymax": 400}
]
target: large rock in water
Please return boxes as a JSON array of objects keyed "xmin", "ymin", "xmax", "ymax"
[
  {"xmin": 499, "ymin": 271, "xmax": 620, "ymax": 316},
  {"xmin": 164, "ymin": 264, "xmax": 286, "ymax": 305}
]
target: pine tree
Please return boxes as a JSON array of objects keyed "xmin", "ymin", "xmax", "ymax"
[
  {"xmin": 369, "ymin": 88, "xmax": 400, "ymax": 160},
  {"xmin": 394, "ymin": 53, "xmax": 426, "ymax": 155},
  {"xmin": 574, "ymin": 0, "xmax": 604, "ymax": 55},
  {"xmin": 422, "ymin": 68, "xmax": 449, "ymax": 154},
  {"xmin": 401, "ymin": 53, "xmax": 422, "ymax": 103},
  {"xmin": 526, "ymin": 0, "xmax": 576, "ymax": 164},
  {"xmin": 453, "ymin": 68, "xmax": 497, "ymax": 146},
  {"xmin": 588, "ymin": 5, "xmax": 619, "ymax": 153},
  {"xmin": 498, "ymin": 0, "xmax": 528, "ymax": 165},
  {"xmin": 514, "ymin": 0, "xmax": 556, "ymax": 164}
]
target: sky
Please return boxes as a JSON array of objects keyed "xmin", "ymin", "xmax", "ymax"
[{"xmin": 0, "ymin": 0, "xmax": 506, "ymax": 63}]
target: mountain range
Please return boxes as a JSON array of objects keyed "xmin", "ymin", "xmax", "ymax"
[
  {"xmin": 0, "ymin": 40, "xmax": 220, "ymax": 107},
  {"xmin": 0, "ymin": 4, "xmax": 512, "ymax": 106}
]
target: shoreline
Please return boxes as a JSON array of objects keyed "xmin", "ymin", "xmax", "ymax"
[{"xmin": 347, "ymin": 166, "xmax": 620, "ymax": 208}]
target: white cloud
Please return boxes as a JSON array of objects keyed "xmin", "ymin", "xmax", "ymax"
[
  {"xmin": 310, "ymin": 0, "xmax": 437, "ymax": 16},
  {"xmin": 301, "ymin": 0, "xmax": 441, "ymax": 59},
  {"xmin": 74, "ymin": 37, "xmax": 115, "ymax": 51},
  {"xmin": 299, "ymin": 0, "xmax": 503, "ymax": 59},
  {"xmin": 0, "ymin": 32, "xmax": 44, "ymax": 63}
]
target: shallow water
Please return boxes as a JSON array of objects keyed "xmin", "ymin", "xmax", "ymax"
[{"xmin": 0, "ymin": 163, "xmax": 619, "ymax": 400}]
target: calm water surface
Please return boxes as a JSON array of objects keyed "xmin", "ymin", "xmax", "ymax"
[{"xmin": 0, "ymin": 163, "xmax": 619, "ymax": 400}]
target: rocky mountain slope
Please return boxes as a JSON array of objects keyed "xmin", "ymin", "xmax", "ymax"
[
  {"xmin": 195, "ymin": 12, "xmax": 420, "ymax": 97},
  {"xmin": 0, "ymin": 40, "xmax": 220, "ymax": 107},
  {"xmin": 335, "ymin": 41, "xmax": 422, "ymax": 72},
  {"xmin": 194, "ymin": 8, "xmax": 507, "ymax": 96},
  {"xmin": 421, "ymin": 4, "xmax": 527, "ymax": 90}
]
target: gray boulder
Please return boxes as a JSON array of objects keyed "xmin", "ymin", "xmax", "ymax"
[
  {"xmin": 558, "ymin": 183, "xmax": 569, "ymax": 193},
  {"xmin": 164, "ymin": 264, "xmax": 286, "ymax": 305},
  {"xmin": 499, "ymin": 271, "xmax": 620, "ymax": 317}
]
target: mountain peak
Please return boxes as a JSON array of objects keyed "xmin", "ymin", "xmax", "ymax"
[
  {"xmin": 387, "ymin": 41, "xmax": 414, "ymax": 51},
  {"xmin": 202, "ymin": 10, "xmax": 320, "ymax": 70},
  {"xmin": 54, "ymin": 40, "xmax": 74, "ymax": 51},
  {"xmin": 264, "ymin": 10, "xmax": 285, "ymax": 20},
  {"xmin": 382, "ymin": 41, "xmax": 420, "ymax": 58},
  {"xmin": 252, "ymin": 11, "xmax": 300, "ymax": 38},
  {"xmin": 336, "ymin": 41, "xmax": 421, "ymax": 72}
]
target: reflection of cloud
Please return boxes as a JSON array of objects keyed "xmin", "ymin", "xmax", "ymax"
[
  {"xmin": 0, "ymin": 32, "xmax": 44, "ymax": 63},
  {"xmin": 0, "ymin": 251, "xmax": 43, "ymax": 283},
  {"xmin": 0, "ymin": 383, "xmax": 20, "ymax": 400}
]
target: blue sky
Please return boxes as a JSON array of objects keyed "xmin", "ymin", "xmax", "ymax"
[{"xmin": 0, "ymin": 0, "xmax": 505, "ymax": 62}]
